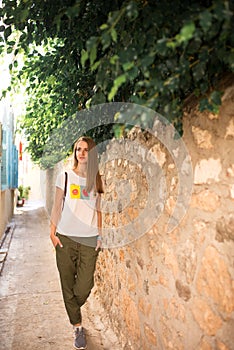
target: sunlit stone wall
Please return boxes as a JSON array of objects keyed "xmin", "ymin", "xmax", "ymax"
[{"xmin": 95, "ymin": 79, "xmax": 234, "ymax": 350}]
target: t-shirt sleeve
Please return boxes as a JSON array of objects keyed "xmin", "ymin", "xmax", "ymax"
[{"xmin": 56, "ymin": 172, "xmax": 65, "ymax": 190}]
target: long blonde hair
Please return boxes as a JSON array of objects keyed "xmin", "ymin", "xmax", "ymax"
[{"xmin": 73, "ymin": 136, "xmax": 104, "ymax": 194}]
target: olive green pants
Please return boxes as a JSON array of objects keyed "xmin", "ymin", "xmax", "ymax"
[{"xmin": 55, "ymin": 233, "xmax": 99, "ymax": 325}]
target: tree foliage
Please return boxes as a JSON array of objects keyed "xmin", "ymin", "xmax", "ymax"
[{"xmin": 0, "ymin": 0, "xmax": 233, "ymax": 166}]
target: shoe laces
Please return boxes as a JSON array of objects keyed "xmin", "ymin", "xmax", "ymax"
[{"xmin": 74, "ymin": 327, "xmax": 84, "ymax": 338}]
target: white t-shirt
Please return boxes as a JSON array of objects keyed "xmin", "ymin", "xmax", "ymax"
[{"xmin": 56, "ymin": 170, "xmax": 98, "ymax": 237}]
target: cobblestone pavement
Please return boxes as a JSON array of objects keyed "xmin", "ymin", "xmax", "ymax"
[{"xmin": 0, "ymin": 201, "xmax": 121, "ymax": 350}]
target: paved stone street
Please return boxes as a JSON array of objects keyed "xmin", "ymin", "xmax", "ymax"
[{"xmin": 0, "ymin": 201, "xmax": 121, "ymax": 350}]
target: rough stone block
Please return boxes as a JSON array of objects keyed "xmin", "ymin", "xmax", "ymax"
[
  {"xmin": 216, "ymin": 215, "xmax": 234, "ymax": 242},
  {"xmin": 192, "ymin": 298, "xmax": 223, "ymax": 336},
  {"xmin": 196, "ymin": 246, "xmax": 234, "ymax": 314},
  {"xmin": 194, "ymin": 158, "xmax": 222, "ymax": 184},
  {"xmin": 191, "ymin": 190, "xmax": 220, "ymax": 212},
  {"xmin": 144, "ymin": 323, "xmax": 157, "ymax": 346},
  {"xmin": 192, "ymin": 126, "xmax": 213, "ymax": 149},
  {"xmin": 175, "ymin": 280, "xmax": 191, "ymax": 301}
]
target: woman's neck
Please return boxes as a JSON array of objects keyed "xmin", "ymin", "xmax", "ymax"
[{"xmin": 74, "ymin": 165, "xmax": 87, "ymax": 177}]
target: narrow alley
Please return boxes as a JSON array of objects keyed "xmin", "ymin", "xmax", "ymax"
[{"xmin": 0, "ymin": 201, "xmax": 121, "ymax": 350}]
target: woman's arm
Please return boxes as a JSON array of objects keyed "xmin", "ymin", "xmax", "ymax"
[
  {"xmin": 96, "ymin": 193, "xmax": 102, "ymax": 250},
  {"xmin": 50, "ymin": 187, "xmax": 64, "ymax": 248}
]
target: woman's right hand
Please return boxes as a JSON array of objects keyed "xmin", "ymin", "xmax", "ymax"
[{"xmin": 50, "ymin": 233, "xmax": 63, "ymax": 248}]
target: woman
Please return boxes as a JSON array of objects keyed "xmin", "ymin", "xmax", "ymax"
[{"xmin": 50, "ymin": 136, "xmax": 103, "ymax": 350}]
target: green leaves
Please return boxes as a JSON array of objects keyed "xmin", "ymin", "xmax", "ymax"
[
  {"xmin": 0, "ymin": 0, "xmax": 233, "ymax": 164},
  {"xmin": 110, "ymin": 28, "xmax": 117, "ymax": 43},
  {"xmin": 81, "ymin": 49, "xmax": 88, "ymax": 68},
  {"xmin": 199, "ymin": 9, "xmax": 213, "ymax": 33},
  {"xmin": 167, "ymin": 21, "xmax": 196, "ymax": 49},
  {"xmin": 199, "ymin": 90, "xmax": 223, "ymax": 114},
  {"xmin": 4, "ymin": 26, "xmax": 12, "ymax": 40},
  {"xmin": 176, "ymin": 21, "xmax": 196, "ymax": 44},
  {"xmin": 126, "ymin": 1, "xmax": 139, "ymax": 21},
  {"xmin": 108, "ymin": 74, "xmax": 126, "ymax": 101}
]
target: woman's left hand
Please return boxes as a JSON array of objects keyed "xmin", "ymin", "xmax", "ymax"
[{"xmin": 95, "ymin": 239, "xmax": 102, "ymax": 251}]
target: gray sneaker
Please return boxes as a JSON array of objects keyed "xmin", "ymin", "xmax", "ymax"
[{"xmin": 74, "ymin": 327, "xmax": 87, "ymax": 350}]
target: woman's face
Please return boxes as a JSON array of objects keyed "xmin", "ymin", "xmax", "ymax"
[{"xmin": 75, "ymin": 140, "xmax": 89, "ymax": 165}]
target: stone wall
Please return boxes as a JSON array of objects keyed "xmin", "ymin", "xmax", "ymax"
[
  {"xmin": 0, "ymin": 189, "xmax": 15, "ymax": 239},
  {"xmin": 94, "ymin": 79, "xmax": 234, "ymax": 349},
  {"xmin": 45, "ymin": 160, "xmax": 70, "ymax": 215}
]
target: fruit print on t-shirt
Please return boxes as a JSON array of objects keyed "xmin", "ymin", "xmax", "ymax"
[{"xmin": 70, "ymin": 184, "xmax": 90, "ymax": 199}]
